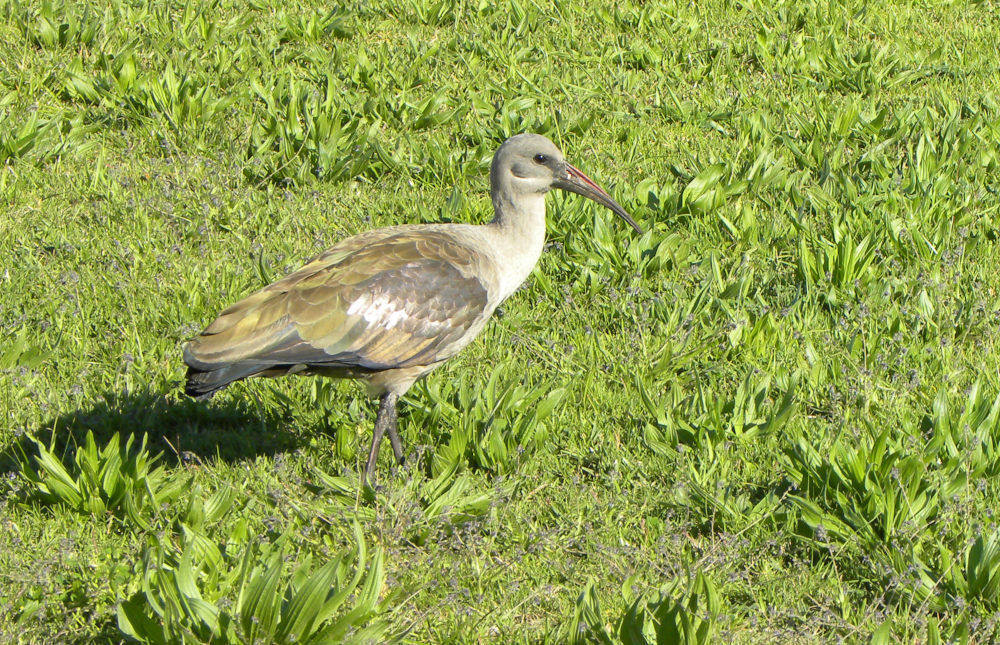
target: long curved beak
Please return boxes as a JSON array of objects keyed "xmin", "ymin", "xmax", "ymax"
[{"xmin": 553, "ymin": 163, "xmax": 643, "ymax": 234}]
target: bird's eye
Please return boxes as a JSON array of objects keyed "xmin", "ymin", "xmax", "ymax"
[{"xmin": 533, "ymin": 153, "xmax": 549, "ymax": 164}]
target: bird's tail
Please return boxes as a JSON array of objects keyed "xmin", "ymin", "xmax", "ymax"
[{"xmin": 184, "ymin": 362, "xmax": 266, "ymax": 400}]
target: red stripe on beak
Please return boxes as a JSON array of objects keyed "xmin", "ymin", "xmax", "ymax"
[
  {"xmin": 566, "ymin": 163, "xmax": 613, "ymax": 200},
  {"xmin": 554, "ymin": 160, "xmax": 642, "ymax": 233}
]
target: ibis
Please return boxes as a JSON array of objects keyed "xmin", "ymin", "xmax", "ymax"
[{"xmin": 183, "ymin": 133, "xmax": 640, "ymax": 482}]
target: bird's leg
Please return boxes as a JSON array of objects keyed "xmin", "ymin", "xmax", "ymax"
[
  {"xmin": 386, "ymin": 415, "xmax": 405, "ymax": 465},
  {"xmin": 364, "ymin": 392, "xmax": 398, "ymax": 484}
]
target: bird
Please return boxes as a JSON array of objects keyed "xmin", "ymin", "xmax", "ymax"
[{"xmin": 183, "ymin": 133, "xmax": 641, "ymax": 483}]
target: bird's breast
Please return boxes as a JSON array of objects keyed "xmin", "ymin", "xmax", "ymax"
[{"xmin": 487, "ymin": 232, "xmax": 547, "ymax": 303}]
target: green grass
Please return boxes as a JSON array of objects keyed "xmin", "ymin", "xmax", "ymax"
[{"xmin": 2, "ymin": 0, "xmax": 1000, "ymax": 641}]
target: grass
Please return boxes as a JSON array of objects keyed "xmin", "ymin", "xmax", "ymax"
[{"xmin": 1, "ymin": 0, "xmax": 1000, "ymax": 641}]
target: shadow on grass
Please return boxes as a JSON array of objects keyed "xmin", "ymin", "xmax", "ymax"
[{"xmin": 3, "ymin": 388, "xmax": 302, "ymax": 472}]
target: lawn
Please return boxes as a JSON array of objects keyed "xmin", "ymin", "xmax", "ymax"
[{"xmin": 2, "ymin": 0, "xmax": 1000, "ymax": 642}]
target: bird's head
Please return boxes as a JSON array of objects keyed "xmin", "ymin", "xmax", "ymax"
[{"xmin": 491, "ymin": 133, "xmax": 642, "ymax": 233}]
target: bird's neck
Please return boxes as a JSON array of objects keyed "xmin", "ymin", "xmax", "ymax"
[
  {"xmin": 490, "ymin": 187, "xmax": 547, "ymax": 243},
  {"xmin": 486, "ymin": 181, "xmax": 547, "ymax": 300}
]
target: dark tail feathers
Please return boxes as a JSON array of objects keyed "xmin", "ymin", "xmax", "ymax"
[{"xmin": 184, "ymin": 362, "xmax": 268, "ymax": 400}]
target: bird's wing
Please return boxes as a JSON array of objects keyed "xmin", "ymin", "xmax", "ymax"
[{"xmin": 184, "ymin": 230, "xmax": 495, "ymax": 372}]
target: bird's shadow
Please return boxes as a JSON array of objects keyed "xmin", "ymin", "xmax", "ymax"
[{"xmin": 3, "ymin": 388, "xmax": 301, "ymax": 473}]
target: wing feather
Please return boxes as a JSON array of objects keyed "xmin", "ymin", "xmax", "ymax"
[{"xmin": 184, "ymin": 230, "xmax": 495, "ymax": 376}]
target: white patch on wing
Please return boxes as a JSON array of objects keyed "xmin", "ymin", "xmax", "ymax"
[{"xmin": 346, "ymin": 293, "xmax": 412, "ymax": 330}]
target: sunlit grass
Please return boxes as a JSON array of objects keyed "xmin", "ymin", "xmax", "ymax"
[{"xmin": 2, "ymin": 0, "xmax": 1000, "ymax": 641}]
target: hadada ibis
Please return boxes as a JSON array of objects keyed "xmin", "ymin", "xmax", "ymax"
[{"xmin": 183, "ymin": 133, "xmax": 640, "ymax": 482}]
